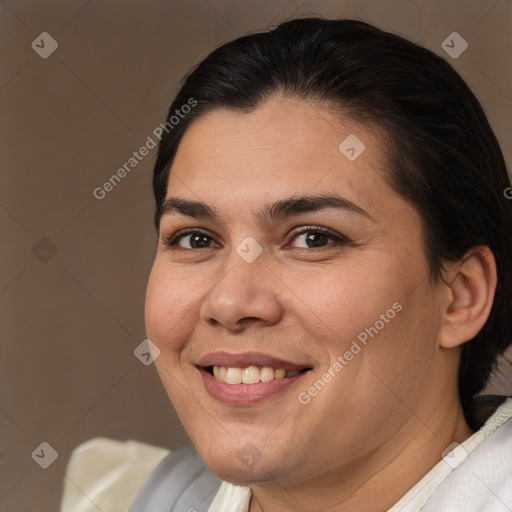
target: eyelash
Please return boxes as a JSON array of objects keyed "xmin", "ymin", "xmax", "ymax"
[{"xmin": 163, "ymin": 226, "xmax": 351, "ymax": 251}]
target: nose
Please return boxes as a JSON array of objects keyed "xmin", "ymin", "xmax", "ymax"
[{"xmin": 198, "ymin": 255, "xmax": 283, "ymax": 332}]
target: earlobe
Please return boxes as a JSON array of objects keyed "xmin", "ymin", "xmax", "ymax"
[{"xmin": 439, "ymin": 246, "xmax": 497, "ymax": 349}]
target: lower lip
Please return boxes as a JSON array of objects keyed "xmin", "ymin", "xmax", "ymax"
[{"xmin": 199, "ymin": 368, "xmax": 309, "ymax": 406}]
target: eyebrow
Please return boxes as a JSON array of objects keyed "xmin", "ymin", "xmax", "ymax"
[{"xmin": 158, "ymin": 194, "xmax": 373, "ymax": 227}]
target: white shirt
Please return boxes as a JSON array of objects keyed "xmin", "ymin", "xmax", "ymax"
[{"xmin": 61, "ymin": 398, "xmax": 512, "ymax": 512}]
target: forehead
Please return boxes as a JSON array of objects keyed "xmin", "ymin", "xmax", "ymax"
[{"xmin": 166, "ymin": 96, "xmax": 394, "ymax": 217}]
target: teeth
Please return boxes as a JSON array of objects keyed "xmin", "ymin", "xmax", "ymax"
[
  {"xmin": 225, "ymin": 367, "xmax": 243, "ymax": 384},
  {"xmin": 260, "ymin": 366, "xmax": 275, "ymax": 382},
  {"xmin": 211, "ymin": 365, "xmax": 302, "ymax": 384},
  {"xmin": 213, "ymin": 366, "xmax": 227, "ymax": 381},
  {"xmin": 242, "ymin": 366, "xmax": 261, "ymax": 384},
  {"xmin": 274, "ymin": 368, "xmax": 285, "ymax": 379}
]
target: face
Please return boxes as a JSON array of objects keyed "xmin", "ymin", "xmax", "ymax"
[{"xmin": 145, "ymin": 96, "xmax": 446, "ymax": 487}]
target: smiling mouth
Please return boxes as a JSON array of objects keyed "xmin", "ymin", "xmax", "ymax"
[
  {"xmin": 203, "ymin": 365, "xmax": 312, "ymax": 384},
  {"xmin": 196, "ymin": 351, "xmax": 314, "ymax": 404}
]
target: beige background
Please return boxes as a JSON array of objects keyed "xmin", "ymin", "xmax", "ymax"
[{"xmin": 1, "ymin": 0, "xmax": 511, "ymax": 510}]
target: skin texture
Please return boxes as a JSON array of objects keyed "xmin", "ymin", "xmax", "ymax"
[{"xmin": 145, "ymin": 96, "xmax": 496, "ymax": 511}]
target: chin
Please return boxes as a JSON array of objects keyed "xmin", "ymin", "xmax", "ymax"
[
  {"xmin": 197, "ymin": 441, "xmax": 296, "ymax": 487},
  {"xmin": 196, "ymin": 442, "xmax": 272, "ymax": 486}
]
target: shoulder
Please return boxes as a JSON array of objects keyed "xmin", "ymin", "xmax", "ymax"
[{"xmin": 60, "ymin": 437, "xmax": 170, "ymax": 512}]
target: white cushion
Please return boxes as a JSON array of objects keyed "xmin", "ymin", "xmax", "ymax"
[{"xmin": 60, "ymin": 437, "xmax": 169, "ymax": 512}]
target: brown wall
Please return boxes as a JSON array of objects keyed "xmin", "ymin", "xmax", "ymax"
[{"xmin": 1, "ymin": 0, "xmax": 511, "ymax": 509}]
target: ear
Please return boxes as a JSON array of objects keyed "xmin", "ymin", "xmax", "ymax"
[{"xmin": 439, "ymin": 246, "xmax": 497, "ymax": 349}]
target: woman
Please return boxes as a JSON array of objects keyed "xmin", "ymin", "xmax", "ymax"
[{"xmin": 61, "ymin": 17, "xmax": 512, "ymax": 512}]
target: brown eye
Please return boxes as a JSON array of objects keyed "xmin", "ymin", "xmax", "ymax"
[
  {"xmin": 166, "ymin": 230, "xmax": 220, "ymax": 249},
  {"xmin": 289, "ymin": 228, "xmax": 349, "ymax": 249}
]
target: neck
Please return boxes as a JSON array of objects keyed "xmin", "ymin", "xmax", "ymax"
[{"xmin": 249, "ymin": 397, "xmax": 473, "ymax": 512}]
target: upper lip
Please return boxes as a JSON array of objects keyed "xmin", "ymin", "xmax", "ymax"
[{"xmin": 196, "ymin": 351, "xmax": 312, "ymax": 371}]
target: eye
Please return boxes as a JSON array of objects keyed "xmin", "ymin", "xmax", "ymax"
[
  {"xmin": 165, "ymin": 230, "xmax": 220, "ymax": 249},
  {"xmin": 289, "ymin": 227, "xmax": 349, "ymax": 249}
]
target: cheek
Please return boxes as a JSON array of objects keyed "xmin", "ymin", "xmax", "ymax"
[
  {"xmin": 282, "ymin": 261, "xmax": 396, "ymax": 351},
  {"xmin": 145, "ymin": 263, "xmax": 203, "ymax": 353},
  {"xmin": 311, "ymin": 268, "xmax": 439, "ymax": 414},
  {"xmin": 285, "ymin": 249, "xmax": 430, "ymax": 385}
]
